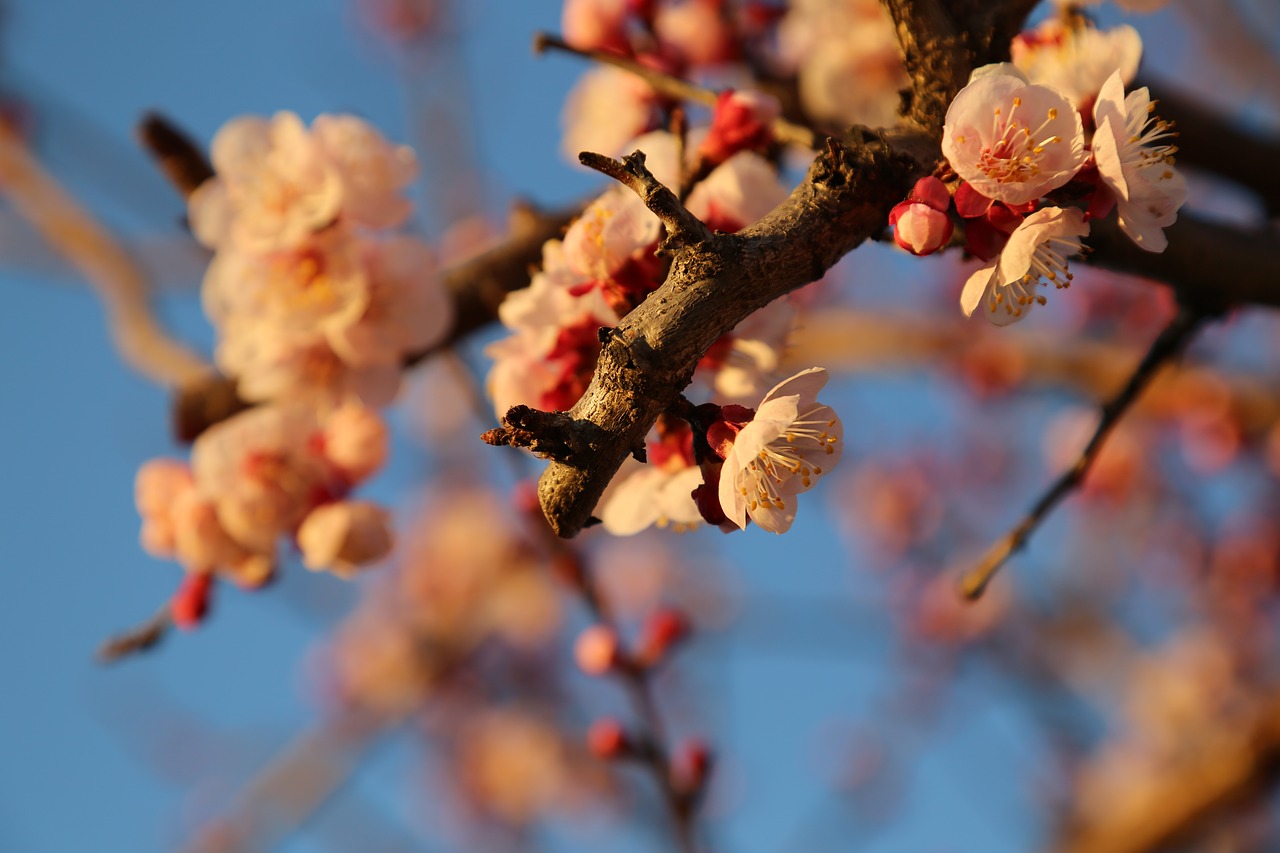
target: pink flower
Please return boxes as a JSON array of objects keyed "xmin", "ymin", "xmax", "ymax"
[
  {"xmin": 326, "ymin": 236, "xmax": 452, "ymax": 366},
  {"xmin": 189, "ymin": 113, "xmax": 342, "ymax": 253},
  {"xmin": 191, "ymin": 404, "xmax": 342, "ymax": 554},
  {"xmin": 312, "ymin": 114, "xmax": 418, "ymax": 231},
  {"xmin": 1092, "ymin": 71, "xmax": 1186, "ymax": 253},
  {"xmin": 560, "ymin": 187, "xmax": 661, "ymax": 282},
  {"xmin": 216, "ymin": 325, "xmax": 402, "ymax": 407},
  {"xmin": 889, "ymin": 176, "xmax": 954, "ymax": 256},
  {"xmin": 561, "ymin": 67, "xmax": 660, "ymax": 161},
  {"xmin": 190, "ymin": 112, "xmax": 419, "ymax": 252},
  {"xmin": 717, "ymin": 367, "xmax": 843, "ymax": 533},
  {"xmin": 321, "ymin": 404, "xmax": 389, "ymax": 482},
  {"xmin": 685, "ymin": 150, "xmax": 790, "ymax": 232},
  {"xmin": 696, "ymin": 296, "xmax": 797, "ymax": 404},
  {"xmin": 598, "ymin": 423, "xmax": 705, "ymax": 536},
  {"xmin": 653, "ymin": 0, "xmax": 736, "ymax": 66},
  {"xmin": 960, "ymin": 206, "xmax": 1090, "ymax": 325},
  {"xmin": 776, "ymin": 0, "xmax": 907, "ymax": 129},
  {"xmin": 562, "ymin": 0, "xmax": 630, "ymax": 53},
  {"xmin": 1012, "ymin": 20, "xmax": 1143, "ymax": 110},
  {"xmin": 135, "ymin": 456, "xmax": 275, "ymax": 585},
  {"xmin": 942, "ymin": 64, "xmax": 1086, "ymax": 206},
  {"xmin": 201, "ymin": 229, "xmax": 369, "ymax": 338}
]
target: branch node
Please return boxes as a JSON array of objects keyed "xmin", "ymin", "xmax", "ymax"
[{"xmin": 482, "ymin": 405, "xmax": 596, "ymax": 464}]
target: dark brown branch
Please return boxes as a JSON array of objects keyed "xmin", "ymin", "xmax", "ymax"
[
  {"xmin": 533, "ymin": 132, "xmax": 928, "ymax": 537},
  {"xmin": 960, "ymin": 307, "xmax": 1207, "ymax": 600},
  {"xmin": 880, "ymin": 0, "xmax": 1037, "ymax": 130},
  {"xmin": 1088, "ymin": 212, "xmax": 1280, "ymax": 314},
  {"xmin": 580, "ymin": 150, "xmax": 714, "ymax": 248},
  {"xmin": 534, "ymin": 31, "xmax": 819, "ymax": 149},
  {"xmin": 481, "ymin": 405, "xmax": 595, "ymax": 462},
  {"xmin": 96, "ymin": 604, "xmax": 173, "ymax": 664},
  {"xmin": 136, "ymin": 113, "xmax": 214, "ymax": 200}
]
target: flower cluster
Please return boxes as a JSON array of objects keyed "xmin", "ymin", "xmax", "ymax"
[
  {"xmin": 136, "ymin": 403, "xmax": 392, "ymax": 625},
  {"xmin": 884, "ymin": 20, "xmax": 1185, "ymax": 326},
  {"xmin": 135, "ymin": 113, "xmax": 443, "ymax": 627},
  {"xmin": 190, "ymin": 112, "xmax": 451, "ymax": 404},
  {"xmin": 486, "ymin": 126, "xmax": 845, "ymax": 535},
  {"xmin": 488, "ymin": 130, "xmax": 792, "ymax": 420},
  {"xmin": 559, "ymin": 0, "xmax": 908, "ymax": 159}
]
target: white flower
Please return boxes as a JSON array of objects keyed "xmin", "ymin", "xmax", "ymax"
[
  {"xmin": 598, "ymin": 462, "xmax": 704, "ymax": 535},
  {"xmin": 1012, "ymin": 20, "xmax": 1143, "ymax": 109},
  {"xmin": 943, "ymin": 64, "xmax": 1086, "ymax": 206},
  {"xmin": 960, "ymin": 206, "xmax": 1090, "ymax": 326},
  {"xmin": 718, "ymin": 367, "xmax": 843, "ymax": 533},
  {"xmin": 1092, "ymin": 71, "xmax": 1186, "ymax": 253}
]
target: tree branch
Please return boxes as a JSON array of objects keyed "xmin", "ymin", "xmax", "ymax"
[
  {"xmin": 96, "ymin": 604, "xmax": 173, "ymax": 664},
  {"xmin": 531, "ymin": 133, "xmax": 926, "ymax": 537},
  {"xmin": 960, "ymin": 307, "xmax": 1207, "ymax": 599},
  {"xmin": 1088, "ymin": 213, "xmax": 1280, "ymax": 314},
  {"xmin": 579, "ymin": 150, "xmax": 714, "ymax": 248}
]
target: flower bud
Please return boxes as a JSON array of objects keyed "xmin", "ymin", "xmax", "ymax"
[
  {"xmin": 637, "ymin": 607, "xmax": 690, "ymax": 665},
  {"xmin": 670, "ymin": 738, "xmax": 712, "ymax": 794},
  {"xmin": 587, "ymin": 718, "xmax": 630, "ymax": 759},
  {"xmin": 574, "ymin": 624, "xmax": 622, "ymax": 676},
  {"xmin": 172, "ymin": 572, "xmax": 214, "ymax": 630},
  {"xmin": 889, "ymin": 201, "xmax": 953, "ymax": 255},
  {"xmin": 698, "ymin": 90, "xmax": 780, "ymax": 165}
]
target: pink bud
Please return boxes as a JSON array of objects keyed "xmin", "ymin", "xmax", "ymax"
[
  {"xmin": 574, "ymin": 624, "xmax": 621, "ymax": 676},
  {"xmin": 587, "ymin": 718, "xmax": 630, "ymax": 758},
  {"xmin": 322, "ymin": 405, "xmax": 388, "ymax": 483},
  {"xmin": 297, "ymin": 501, "xmax": 394, "ymax": 578},
  {"xmin": 638, "ymin": 607, "xmax": 691, "ymax": 665},
  {"xmin": 698, "ymin": 90, "xmax": 780, "ymax": 165},
  {"xmin": 889, "ymin": 201, "xmax": 953, "ymax": 256},
  {"xmin": 671, "ymin": 739, "xmax": 712, "ymax": 794},
  {"xmin": 172, "ymin": 572, "xmax": 214, "ymax": 630},
  {"xmin": 907, "ymin": 176, "xmax": 951, "ymax": 212}
]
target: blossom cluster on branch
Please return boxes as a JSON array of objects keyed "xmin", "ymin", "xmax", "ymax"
[
  {"xmin": 889, "ymin": 18, "xmax": 1185, "ymax": 325},
  {"xmin": 134, "ymin": 113, "xmax": 450, "ymax": 627}
]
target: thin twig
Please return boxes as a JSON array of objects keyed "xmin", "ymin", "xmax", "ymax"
[
  {"xmin": 580, "ymin": 150, "xmax": 714, "ymax": 248},
  {"xmin": 96, "ymin": 604, "xmax": 173, "ymax": 664},
  {"xmin": 960, "ymin": 307, "xmax": 1208, "ymax": 599},
  {"xmin": 137, "ymin": 112, "xmax": 214, "ymax": 200},
  {"xmin": 533, "ymin": 31, "xmax": 818, "ymax": 149},
  {"xmin": 540, "ymin": 533, "xmax": 702, "ymax": 852}
]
